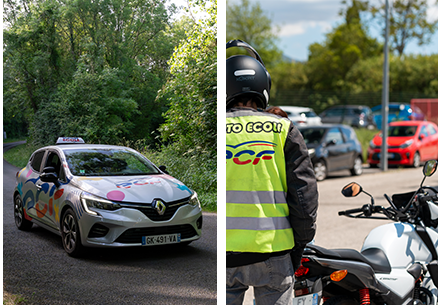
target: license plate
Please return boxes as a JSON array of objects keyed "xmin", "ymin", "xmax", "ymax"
[
  {"xmin": 292, "ymin": 293, "xmax": 320, "ymax": 305},
  {"xmin": 379, "ymin": 153, "xmax": 394, "ymax": 159},
  {"xmin": 142, "ymin": 233, "xmax": 181, "ymax": 245}
]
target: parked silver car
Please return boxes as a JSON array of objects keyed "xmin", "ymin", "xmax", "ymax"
[
  {"xmin": 14, "ymin": 137, "xmax": 202, "ymax": 257},
  {"xmin": 278, "ymin": 106, "xmax": 322, "ymax": 126}
]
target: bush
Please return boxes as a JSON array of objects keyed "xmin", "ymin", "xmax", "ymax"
[
  {"xmin": 144, "ymin": 145, "xmax": 217, "ymax": 212},
  {"xmin": 355, "ymin": 128, "xmax": 379, "ymax": 161}
]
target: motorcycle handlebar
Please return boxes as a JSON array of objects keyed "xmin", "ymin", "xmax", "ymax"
[{"xmin": 338, "ymin": 207, "xmax": 363, "ymax": 216}]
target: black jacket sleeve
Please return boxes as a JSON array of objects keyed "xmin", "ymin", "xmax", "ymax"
[{"xmin": 284, "ymin": 122, "xmax": 318, "ymax": 248}]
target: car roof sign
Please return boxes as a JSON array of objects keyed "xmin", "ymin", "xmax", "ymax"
[{"xmin": 56, "ymin": 137, "xmax": 85, "ymax": 144}]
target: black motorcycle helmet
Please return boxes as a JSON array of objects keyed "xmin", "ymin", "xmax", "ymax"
[{"xmin": 226, "ymin": 40, "xmax": 271, "ymax": 109}]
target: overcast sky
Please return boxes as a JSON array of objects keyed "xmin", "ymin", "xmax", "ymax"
[{"xmin": 227, "ymin": 0, "xmax": 438, "ymax": 61}]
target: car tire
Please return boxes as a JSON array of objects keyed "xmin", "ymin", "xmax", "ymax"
[
  {"xmin": 350, "ymin": 156, "xmax": 363, "ymax": 176},
  {"xmin": 313, "ymin": 160, "xmax": 327, "ymax": 181},
  {"xmin": 61, "ymin": 208, "xmax": 84, "ymax": 257},
  {"xmin": 14, "ymin": 194, "xmax": 33, "ymax": 231},
  {"xmin": 412, "ymin": 152, "xmax": 421, "ymax": 168},
  {"xmin": 369, "ymin": 163, "xmax": 378, "ymax": 168}
]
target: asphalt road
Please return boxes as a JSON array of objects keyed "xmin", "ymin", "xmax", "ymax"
[
  {"xmin": 3, "ymin": 142, "xmax": 217, "ymax": 305},
  {"xmin": 243, "ymin": 163, "xmax": 439, "ymax": 304}
]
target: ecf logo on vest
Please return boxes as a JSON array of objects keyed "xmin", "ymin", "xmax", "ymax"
[{"xmin": 226, "ymin": 141, "xmax": 276, "ymax": 165}]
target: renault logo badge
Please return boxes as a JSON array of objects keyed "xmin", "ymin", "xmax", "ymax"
[{"xmin": 153, "ymin": 200, "xmax": 166, "ymax": 215}]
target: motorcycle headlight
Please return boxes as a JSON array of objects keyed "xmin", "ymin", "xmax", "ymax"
[
  {"xmin": 81, "ymin": 192, "xmax": 121, "ymax": 215},
  {"xmin": 188, "ymin": 192, "xmax": 201, "ymax": 208},
  {"xmin": 400, "ymin": 139, "xmax": 414, "ymax": 148},
  {"xmin": 308, "ymin": 148, "xmax": 315, "ymax": 155}
]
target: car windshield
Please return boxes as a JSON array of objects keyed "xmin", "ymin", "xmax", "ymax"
[
  {"xmin": 64, "ymin": 148, "xmax": 160, "ymax": 176},
  {"xmin": 299, "ymin": 128, "xmax": 326, "ymax": 145},
  {"xmin": 388, "ymin": 126, "xmax": 417, "ymax": 137}
]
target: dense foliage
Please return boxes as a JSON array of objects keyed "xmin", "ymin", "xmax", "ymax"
[
  {"xmin": 4, "ymin": 0, "xmax": 183, "ymax": 145},
  {"xmin": 158, "ymin": 0, "xmax": 217, "ymax": 159}
]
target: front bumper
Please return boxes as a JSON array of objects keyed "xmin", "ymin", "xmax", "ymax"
[
  {"xmin": 78, "ymin": 204, "xmax": 202, "ymax": 248},
  {"xmin": 367, "ymin": 147, "xmax": 415, "ymax": 166}
]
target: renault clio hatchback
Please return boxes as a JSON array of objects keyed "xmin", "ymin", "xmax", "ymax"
[{"xmin": 14, "ymin": 138, "xmax": 202, "ymax": 257}]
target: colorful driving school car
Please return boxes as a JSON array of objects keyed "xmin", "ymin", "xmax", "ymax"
[{"xmin": 14, "ymin": 137, "xmax": 202, "ymax": 257}]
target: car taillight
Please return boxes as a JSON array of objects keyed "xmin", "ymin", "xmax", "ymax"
[
  {"xmin": 16, "ymin": 171, "xmax": 19, "ymax": 178},
  {"xmin": 294, "ymin": 258, "xmax": 310, "ymax": 277}
]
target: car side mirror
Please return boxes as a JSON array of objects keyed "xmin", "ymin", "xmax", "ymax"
[
  {"xmin": 326, "ymin": 139, "xmax": 337, "ymax": 147},
  {"xmin": 40, "ymin": 171, "xmax": 60, "ymax": 188},
  {"xmin": 419, "ymin": 134, "xmax": 426, "ymax": 140},
  {"xmin": 159, "ymin": 165, "xmax": 169, "ymax": 175}
]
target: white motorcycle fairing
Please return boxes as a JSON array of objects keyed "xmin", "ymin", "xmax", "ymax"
[{"xmin": 362, "ymin": 222, "xmax": 438, "ymax": 300}]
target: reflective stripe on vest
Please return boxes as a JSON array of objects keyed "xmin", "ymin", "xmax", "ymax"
[{"xmin": 226, "ymin": 111, "xmax": 295, "ymax": 253}]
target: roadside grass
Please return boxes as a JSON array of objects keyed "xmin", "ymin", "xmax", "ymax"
[
  {"xmin": 355, "ymin": 128, "xmax": 379, "ymax": 162},
  {"xmin": 3, "ymin": 142, "xmax": 35, "ymax": 169},
  {"xmin": 3, "ymin": 141, "xmax": 217, "ymax": 212},
  {"xmin": 3, "ymin": 291, "xmax": 27, "ymax": 305},
  {"xmin": 3, "ymin": 138, "xmax": 27, "ymax": 144}
]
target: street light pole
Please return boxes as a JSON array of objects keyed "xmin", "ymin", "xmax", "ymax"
[{"xmin": 380, "ymin": 0, "xmax": 390, "ymax": 171}]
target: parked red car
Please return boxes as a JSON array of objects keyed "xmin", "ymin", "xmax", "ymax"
[{"xmin": 368, "ymin": 121, "xmax": 438, "ymax": 167}]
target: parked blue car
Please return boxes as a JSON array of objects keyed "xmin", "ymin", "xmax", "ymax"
[{"xmin": 371, "ymin": 103, "xmax": 425, "ymax": 129}]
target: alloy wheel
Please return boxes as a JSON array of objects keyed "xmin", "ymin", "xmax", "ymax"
[
  {"xmin": 14, "ymin": 196, "xmax": 23, "ymax": 227},
  {"xmin": 314, "ymin": 161, "xmax": 327, "ymax": 181},
  {"xmin": 14, "ymin": 195, "xmax": 32, "ymax": 231},
  {"xmin": 413, "ymin": 152, "xmax": 421, "ymax": 168},
  {"xmin": 351, "ymin": 157, "xmax": 363, "ymax": 176},
  {"xmin": 62, "ymin": 213, "xmax": 78, "ymax": 252}
]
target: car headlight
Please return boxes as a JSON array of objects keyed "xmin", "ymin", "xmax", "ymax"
[
  {"xmin": 81, "ymin": 192, "xmax": 121, "ymax": 215},
  {"xmin": 188, "ymin": 192, "xmax": 201, "ymax": 208},
  {"xmin": 400, "ymin": 139, "xmax": 414, "ymax": 149},
  {"xmin": 369, "ymin": 140, "xmax": 378, "ymax": 149}
]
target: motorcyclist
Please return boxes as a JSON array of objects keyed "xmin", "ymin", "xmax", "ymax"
[{"xmin": 226, "ymin": 39, "xmax": 319, "ymax": 305}]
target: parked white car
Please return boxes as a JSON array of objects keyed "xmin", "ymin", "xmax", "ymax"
[{"xmin": 278, "ymin": 106, "xmax": 322, "ymax": 126}]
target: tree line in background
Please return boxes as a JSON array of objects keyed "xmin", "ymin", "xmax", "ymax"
[
  {"xmin": 4, "ymin": 0, "xmax": 217, "ymax": 161},
  {"xmin": 227, "ymin": 0, "xmax": 437, "ymax": 113}
]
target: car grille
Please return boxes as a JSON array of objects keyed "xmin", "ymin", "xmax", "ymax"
[
  {"xmin": 114, "ymin": 224, "xmax": 198, "ymax": 244},
  {"xmin": 120, "ymin": 198, "xmax": 190, "ymax": 221},
  {"xmin": 372, "ymin": 153, "xmax": 402, "ymax": 161}
]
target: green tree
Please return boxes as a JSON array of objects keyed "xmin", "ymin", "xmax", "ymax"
[
  {"xmin": 370, "ymin": 0, "xmax": 438, "ymax": 56},
  {"xmin": 4, "ymin": 0, "xmax": 188, "ymax": 145},
  {"xmin": 305, "ymin": 0, "xmax": 382, "ymax": 91},
  {"xmin": 226, "ymin": 0, "xmax": 282, "ymax": 67},
  {"xmin": 158, "ymin": 0, "xmax": 217, "ymax": 158}
]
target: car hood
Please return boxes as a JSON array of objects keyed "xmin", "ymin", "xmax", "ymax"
[
  {"xmin": 71, "ymin": 174, "xmax": 193, "ymax": 204},
  {"xmin": 373, "ymin": 136, "xmax": 414, "ymax": 146}
]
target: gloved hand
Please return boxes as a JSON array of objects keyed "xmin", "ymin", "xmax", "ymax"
[{"xmin": 290, "ymin": 245, "xmax": 305, "ymax": 272}]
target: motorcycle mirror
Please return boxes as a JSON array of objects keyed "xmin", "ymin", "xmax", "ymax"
[
  {"xmin": 423, "ymin": 160, "xmax": 437, "ymax": 177},
  {"xmin": 341, "ymin": 182, "xmax": 362, "ymax": 197}
]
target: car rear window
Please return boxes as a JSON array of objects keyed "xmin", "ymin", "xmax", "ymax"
[
  {"xmin": 64, "ymin": 148, "xmax": 160, "ymax": 176},
  {"xmin": 301, "ymin": 111, "xmax": 318, "ymax": 118}
]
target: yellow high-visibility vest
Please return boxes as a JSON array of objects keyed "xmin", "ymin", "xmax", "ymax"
[{"xmin": 226, "ymin": 110, "xmax": 295, "ymax": 253}]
